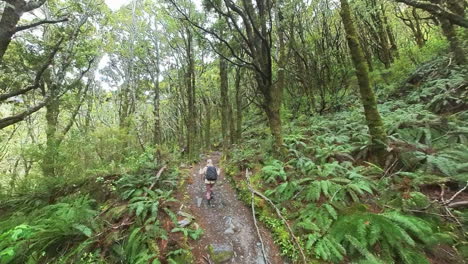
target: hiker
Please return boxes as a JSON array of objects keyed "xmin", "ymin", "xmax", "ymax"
[{"xmin": 199, "ymin": 159, "xmax": 220, "ymax": 204}]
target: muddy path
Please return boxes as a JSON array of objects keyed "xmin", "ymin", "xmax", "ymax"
[{"xmin": 182, "ymin": 152, "xmax": 285, "ymax": 264}]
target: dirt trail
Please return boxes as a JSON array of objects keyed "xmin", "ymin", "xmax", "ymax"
[{"xmin": 183, "ymin": 152, "xmax": 285, "ymax": 264}]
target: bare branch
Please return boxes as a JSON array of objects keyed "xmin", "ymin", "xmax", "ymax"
[
  {"xmin": 395, "ymin": 0, "xmax": 468, "ymax": 28},
  {"xmin": 0, "ymin": 96, "xmax": 51, "ymax": 129},
  {"xmin": 15, "ymin": 17, "xmax": 69, "ymax": 32},
  {"xmin": 444, "ymin": 181, "xmax": 468, "ymax": 206}
]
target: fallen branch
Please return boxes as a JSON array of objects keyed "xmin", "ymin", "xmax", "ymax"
[
  {"xmin": 203, "ymin": 255, "xmax": 213, "ymax": 264},
  {"xmin": 448, "ymin": 201, "xmax": 468, "ymax": 209},
  {"xmin": 440, "ymin": 184, "xmax": 446, "ymax": 203},
  {"xmin": 246, "ymin": 169, "xmax": 270, "ymax": 264},
  {"xmin": 443, "ymin": 205, "xmax": 465, "ymax": 234},
  {"xmin": 443, "ymin": 181, "xmax": 468, "ymax": 206},
  {"xmin": 144, "ymin": 166, "xmax": 167, "ymax": 197},
  {"xmin": 245, "ymin": 170, "xmax": 307, "ymax": 263},
  {"xmin": 94, "ymin": 215, "xmax": 134, "ymax": 238}
]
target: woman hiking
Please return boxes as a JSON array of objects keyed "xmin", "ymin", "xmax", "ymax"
[{"xmin": 199, "ymin": 159, "xmax": 220, "ymax": 206}]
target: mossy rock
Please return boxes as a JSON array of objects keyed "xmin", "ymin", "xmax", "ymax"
[
  {"xmin": 170, "ymin": 250, "xmax": 193, "ymax": 264},
  {"xmin": 208, "ymin": 244, "xmax": 234, "ymax": 263}
]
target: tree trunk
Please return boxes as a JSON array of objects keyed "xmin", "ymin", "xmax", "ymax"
[
  {"xmin": 264, "ymin": 100, "xmax": 283, "ymax": 154},
  {"xmin": 440, "ymin": 19, "xmax": 466, "ymax": 65},
  {"xmin": 441, "ymin": 1, "xmax": 466, "ymax": 65},
  {"xmin": 203, "ymin": 98, "xmax": 211, "ymax": 149},
  {"xmin": 0, "ymin": 9, "xmax": 20, "ymax": 61},
  {"xmin": 185, "ymin": 28, "xmax": 196, "ymax": 157},
  {"xmin": 153, "ymin": 40, "xmax": 161, "ymax": 148},
  {"xmin": 382, "ymin": 5, "xmax": 399, "ymax": 58},
  {"xmin": 42, "ymin": 97, "xmax": 59, "ymax": 177},
  {"xmin": 235, "ymin": 67, "xmax": 243, "ymax": 141},
  {"xmin": 368, "ymin": 0, "xmax": 392, "ymax": 68},
  {"xmin": 412, "ymin": 8, "xmax": 426, "ymax": 48},
  {"xmin": 340, "ymin": 0, "xmax": 388, "ymax": 165},
  {"xmin": 219, "ymin": 56, "xmax": 229, "ymax": 150},
  {"xmin": 0, "ymin": 1, "xmax": 25, "ymax": 61},
  {"xmin": 229, "ymin": 103, "xmax": 235, "ymax": 144},
  {"xmin": 119, "ymin": 83, "xmax": 132, "ymax": 130}
]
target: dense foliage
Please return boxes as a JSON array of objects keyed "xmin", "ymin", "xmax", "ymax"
[{"xmin": 0, "ymin": 0, "xmax": 467, "ymax": 263}]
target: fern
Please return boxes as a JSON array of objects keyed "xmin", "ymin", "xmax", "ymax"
[
  {"xmin": 265, "ymin": 180, "xmax": 300, "ymax": 201},
  {"xmin": 261, "ymin": 159, "xmax": 287, "ymax": 183},
  {"xmin": 311, "ymin": 210, "xmax": 443, "ymax": 264},
  {"xmin": 111, "ymin": 227, "xmax": 157, "ymax": 264},
  {"xmin": 0, "ymin": 195, "xmax": 97, "ymax": 263}
]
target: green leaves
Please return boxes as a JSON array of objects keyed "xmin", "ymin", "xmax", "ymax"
[
  {"xmin": 73, "ymin": 224, "xmax": 93, "ymax": 238},
  {"xmin": 171, "ymin": 226, "xmax": 204, "ymax": 240},
  {"xmin": 0, "ymin": 196, "xmax": 97, "ymax": 263},
  {"xmin": 261, "ymin": 159, "xmax": 287, "ymax": 183},
  {"xmin": 309, "ymin": 210, "xmax": 445, "ymax": 264}
]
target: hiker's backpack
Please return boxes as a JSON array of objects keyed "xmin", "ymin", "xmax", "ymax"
[{"xmin": 205, "ymin": 166, "xmax": 218, "ymax": 181}]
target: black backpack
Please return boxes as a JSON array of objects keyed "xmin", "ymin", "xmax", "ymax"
[{"xmin": 205, "ymin": 166, "xmax": 218, "ymax": 181}]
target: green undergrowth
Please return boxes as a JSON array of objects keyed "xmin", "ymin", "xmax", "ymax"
[
  {"xmin": 0, "ymin": 149, "xmax": 201, "ymax": 263},
  {"xmin": 224, "ymin": 58, "xmax": 468, "ymax": 263}
]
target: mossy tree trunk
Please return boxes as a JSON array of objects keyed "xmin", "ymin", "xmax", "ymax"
[
  {"xmin": 229, "ymin": 103, "xmax": 236, "ymax": 144},
  {"xmin": 203, "ymin": 97, "xmax": 211, "ymax": 149},
  {"xmin": 152, "ymin": 39, "xmax": 161, "ymax": 148},
  {"xmin": 185, "ymin": 28, "xmax": 197, "ymax": 158},
  {"xmin": 441, "ymin": 1, "xmax": 466, "ymax": 65},
  {"xmin": 235, "ymin": 66, "xmax": 243, "ymax": 141},
  {"xmin": 42, "ymin": 96, "xmax": 59, "ymax": 177},
  {"xmin": 440, "ymin": 19, "xmax": 466, "ymax": 66},
  {"xmin": 0, "ymin": 0, "xmax": 50, "ymax": 61},
  {"xmin": 219, "ymin": 56, "xmax": 229, "ymax": 151},
  {"xmin": 340, "ymin": 0, "xmax": 388, "ymax": 165}
]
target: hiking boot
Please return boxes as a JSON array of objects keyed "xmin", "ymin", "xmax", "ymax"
[{"xmin": 207, "ymin": 196, "xmax": 215, "ymax": 207}]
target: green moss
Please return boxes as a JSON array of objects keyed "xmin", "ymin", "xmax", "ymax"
[
  {"xmin": 208, "ymin": 244, "xmax": 234, "ymax": 264},
  {"xmin": 169, "ymin": 250, "xmax": 193, "ymax": 264}
]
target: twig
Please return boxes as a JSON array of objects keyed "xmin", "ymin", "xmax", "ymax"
[
  {"xmin": 448, "ymin": 201, "xmax": 468, "ymax": 208},
  {"xmin": 93, "ymin": 216, "xmax": 134, "ymax": 238},
  {"xmin": 144, "ymin": 166, "xmax": 167, "ymax": 197},
  {"xmin": 383, "ymin": 158, "xmax": 398, "ymax": 177},
  {"xmin": 447, "ymin": 57, "xmax": 452, "ymax": 68},
  {"xmin": 246, "ymin": 169, "xmax": 270, "ymax": 264},
  {"xmin": 443, "ymin": 181, "xmax": 468, "ymax": 205},
  {"xmin": 385, "ymin": 205, "xmax": 447, "ymax": 218},
  {"xmin": 439, "ymin": 184, "xmax": 446, "ymax": 203},
  {"xmin": 203, "ymin": 255, "xmax": 213, "ymax": 264},
  {"xmin": 246, "ymin": 170, "xmax": 307, "ymax": 263},
  {"xmin": 444, "ymin": 206, "xmax": 465, "ymax": 234}
]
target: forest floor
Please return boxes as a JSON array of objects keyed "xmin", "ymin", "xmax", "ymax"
[{"xmin": 179, "ymin": 151, "xmax": 285, "ymax": 264}]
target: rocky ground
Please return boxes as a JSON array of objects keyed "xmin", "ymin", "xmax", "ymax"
[{"xmin": 181, "ymin": 152, "xmax": 285, "ymax": 264}]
